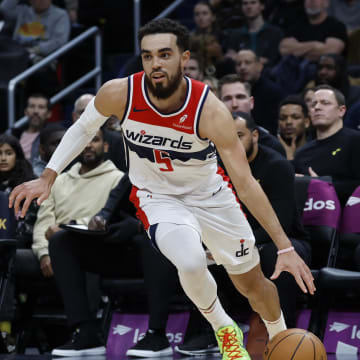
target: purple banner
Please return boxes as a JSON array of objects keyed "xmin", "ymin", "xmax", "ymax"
[
  {"xmin": 297, "ymin": 309, "xmax": 360, "ymax": 354},
  {"xmin": 106, "ymin": 312, "xmax": 189, "ymax": 357},
  {"xmin": 341, "ymin": 186, "xmax": 360, "ymax": 234},
  {"xmin": 302, "ymin": 179, "xmax": 341, "ymax": 229}
]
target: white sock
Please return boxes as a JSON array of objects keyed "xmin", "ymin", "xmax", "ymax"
[
  {"xmin": 199, "ymin": 297, "xmax": 234, "ymax": 332},
  {"xmin": 261, "ymin": 311, "xmax": 287, "ymax": 340}
]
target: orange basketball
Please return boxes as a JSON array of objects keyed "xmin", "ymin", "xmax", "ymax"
[{"xmin": 263, "ymin": 328, "xmax": 327, "ymax": 360}]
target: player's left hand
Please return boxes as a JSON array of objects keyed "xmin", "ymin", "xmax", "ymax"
[{"xmin": 271, "ymin": 250, "xmax": 316, "ymax": 295}]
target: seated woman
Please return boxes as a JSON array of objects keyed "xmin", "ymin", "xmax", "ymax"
[{"xmin": 0, "ymin": 134, "xmax": 37, "ymax": 353}]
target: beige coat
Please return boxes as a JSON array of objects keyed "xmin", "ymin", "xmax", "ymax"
[{"xmin": 32, "ymin": 160, "xmax": 124, "ymax": 260}]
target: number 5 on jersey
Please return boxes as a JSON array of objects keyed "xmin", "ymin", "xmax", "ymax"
[{"xmin": 154, "ymin": 149, "xmax": 174, "ymax": 172}]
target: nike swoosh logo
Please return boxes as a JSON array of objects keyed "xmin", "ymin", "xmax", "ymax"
[{"xmin": 133, "ymin": 107, "xmax": 148, "ymax": 112}]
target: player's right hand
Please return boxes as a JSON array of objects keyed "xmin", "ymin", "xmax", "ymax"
[
  {"xmin": 9, "ymin": 177, "xmax": 51, "ymax": 218},
  {"xmin": 9, "ymin": 168, "xmax": 57, "ymax": 218}
]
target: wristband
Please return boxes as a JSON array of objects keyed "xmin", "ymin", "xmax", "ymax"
[{"xmin": 277, "ymin": 246, "xmax": 295, "ymax": 255}]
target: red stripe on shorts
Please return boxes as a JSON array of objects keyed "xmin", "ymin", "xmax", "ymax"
[
  {"xmin": 216, "ymin": 166, "xmax": 246, "ymax": 217},
  {"xmin": 129, "ymin": 186, "xmax": 150, "ymax": 230}
]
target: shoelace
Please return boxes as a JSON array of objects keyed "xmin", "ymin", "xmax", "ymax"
[{"xmin": 218, "ymin": 328, "xmax": 244, "ymax": 360}]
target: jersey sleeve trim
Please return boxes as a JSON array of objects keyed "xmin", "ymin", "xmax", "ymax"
[
  {"xmin": 195, "ymin": 85, "xmax": 210, "ymax": 141},
  {"xmin": 120, "ymin": 75, "xmax": 133, "ymax": 125}
]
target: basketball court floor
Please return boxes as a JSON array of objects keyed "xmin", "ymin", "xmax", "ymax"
[{"xmin": 0, "ymin": 352, "xmax": 357, "ymax": 359}]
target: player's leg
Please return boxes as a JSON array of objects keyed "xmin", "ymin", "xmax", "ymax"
[
  {"xmin": 226, "ymin": 263, "xmax": 286, "ymax": 340},
  {"xmin": 155, "ymin": 223, "xmax": 251, "ymax": 360},
  {"xmin": 155, "ymin": 223, "xmax": 233, "ymax": 330}
]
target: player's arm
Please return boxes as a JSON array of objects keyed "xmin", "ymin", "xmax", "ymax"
[
  {"xmin": 9, "ymin": 78, "xmax": 128, "ymax": 217},
  {"xmin": 200, "ymin": 93, "xmax": 291, "ymax": 250},
  {"xmin": 199, "ymin": 93, "xmax": 315, "ymax": 294}
]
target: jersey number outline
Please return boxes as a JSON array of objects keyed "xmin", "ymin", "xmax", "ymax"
[{"xmin": 154, "ymin": 149, "xmax": 174, "ymax": 172}]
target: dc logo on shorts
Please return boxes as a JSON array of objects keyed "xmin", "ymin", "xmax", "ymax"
[{"xmin": 236, "ymin": 239, "xmax": 249, "ymax": 257}]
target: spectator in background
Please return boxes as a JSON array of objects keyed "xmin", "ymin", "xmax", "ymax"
[
  {"xmin": 13, "ymin": 93, "xmax": 51, "ymax": 162},
  {"xmin": 279, "ymin": 0, "xmax": 347, "ymax": 61},
  {"xmin": 0, "ymin": 0, "xmax": 70, "ymax": 62},
  {"xmin": 64, "ymin": 0, "xmax": 78, "ymax": 24},
  {"xmin": 344, "ymin": 100, "xmax": 360, "ymax": 131},
  {"xmin": 192, "ymin": 1, "xmax": 217, "ymax": 32},
  {"xmin": 293, "ymin": 85, "xmax": 360, "ymax": 205},
  {"xmin": 184, "ymin": 54, "xmax": 204, "ymax": 81},
  {"xmin": 328, "ymin": 0, "xmax": 360, "ymax": 34},
  {"xmin": 301, "ymin": 87, "xmax": 315, "ymax": 113},
  {"xmin": 268, "ymin": 0, "xmax": 307, "ymax": 34},
  {"xmin": 72, "ymin": 93, "xmax": 95, "ymax": 122},
  {"xmin": 306, "ymin": 54, "xmax": 360, "ymax": 109},
  {"xmin": 32, "ymin": 128, "xmax": 122, "ymax": 278},
  {"xmin": 207, "ymin": 0, "xmax": 243, "ymax": 31},
  {"xmin": 277, "ymin": 95, "xmax": 310, "ymax": 160},
  {"xmin": 203, "ymin": 75, "xmax": 219, "ymax": 96},
  {"xmin": 224, "ymin": 0, "xmax": 284, "ymax": 67},
  {"xmin": 218, "ymin": 73, "xmax": 285, "ymax": 156},
  {"xmin": 32, "ymin": 123, "xmax": 66, "ymax": 177},
  {"xmin": 190, "ymin": 1, "xmax": 219, "ymax": 47},
  {"xmin": 0, "ymin": 0, "xmax": 71, "ymax": 96},
  {"xmin": 0, "ymin": 134, "xmax": 37, "ymax": 352},
  {"xmin": 189, "ymin": 2, "xmax": 235, "ymax": 78},
  {"xmin": 235, "ymin": 49, "xmax": 285, "ymax": 135}
]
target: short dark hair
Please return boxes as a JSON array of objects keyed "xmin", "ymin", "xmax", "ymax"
[
  {"xmin": 39, "ymin": 123, "xmax": 66, "ymax": 145},
  {"xmin": 138, "ymin": 18, "xmax": 190, "ymax": 52},
  {"xmin": 194, "ymin": 1, "xmax": 215, "ymax": 14},
  {"xmin": 27, "ymin": 93, "xmax": 51, "ymax": 110},
  {"xmin": 218, "ymin": 74, "xmax": 252, "ymax": 96},
  {"xmin": 279, "ymin": 95, "xmax": 308, "ymax": 118},
  {"xmin": 314, "ymin": 84, "xmax": 346, "ymax": 106},
  {"xmin": 232, "ymin": 111, "xmax": 257, "ymax": 131},
  {"xmin": 241, "ymin": 0, "xmax": 265, "ymax": 6}
]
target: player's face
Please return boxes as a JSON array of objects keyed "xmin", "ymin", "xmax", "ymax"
[
  {"xmin": 234, "ymin": 117, "xmax": 256, "ymax": 159},
  {"xmin": 194, "ymin": 3, "xmax": 215, "ymax": 30},
  {"xmin": 278, "ymin": 104, "xmax": 309, "ymax": 141},
  {"xmin": 141, "ymin": 33, "xmax": 189, "ymax": 99},
  {"xmin": 220, "ymin": 82, "xmax": 254, "ymax": 113},
  {"xmin": 184, "ymin": 59, "xmax": 202, "ymax": 80},
  {"xmin": 25, "ymin": 97, "xmax": 50, "ymax": 129},
  {"xmin": 0, "ymin": 143, "xmax": 16, "ymax": 173},
  {"xmin": 310, "ymin": 89, "xmax": 345, "ymax": 130},
  {"xmin": 241, "ymin": 0, "xmax": 264, "ymax": 20}
]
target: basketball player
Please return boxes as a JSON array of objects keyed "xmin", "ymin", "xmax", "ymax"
[{"xmin": 9, "ymin": 19, "xmax": 315, "ymax": 360}]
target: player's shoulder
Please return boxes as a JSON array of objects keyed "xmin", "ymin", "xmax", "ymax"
[
  {"xmin": 99, "ymin": 78, "xmax": 128, "ymax": 97},
  {"xmin": 95, "ymin": 78, "xmax": 129, "ymax": 117},
  {"xmin": 201, "ymin": 90, "xmax": 229, "ymax": 119}
]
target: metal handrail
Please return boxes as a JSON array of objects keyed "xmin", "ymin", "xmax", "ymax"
[
  {"xmin": 133, "ymin": 0, "xmax": 187, "ymax": 55},
  {"xmin": 8, "ymin": 26, "xmax": 102, "ymax": 129}
]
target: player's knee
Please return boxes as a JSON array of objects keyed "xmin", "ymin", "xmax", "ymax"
[{"xmin": 177, "ymin": 252, "xmax": 207, "ymax": 276}]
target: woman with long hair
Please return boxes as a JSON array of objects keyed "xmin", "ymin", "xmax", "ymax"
[{"xmin": 0, "ymin": 134, "xmax": 37, "ymax": 353}]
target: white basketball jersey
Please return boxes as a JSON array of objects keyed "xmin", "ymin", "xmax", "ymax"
[{"xmin": 120, "ymin": 71, "xmax": 226, "ymax": 196}]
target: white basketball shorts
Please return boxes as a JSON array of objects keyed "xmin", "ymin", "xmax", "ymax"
[{"xmin": 132, "ymin": 184, "xmax": 260, "ymax": 274}]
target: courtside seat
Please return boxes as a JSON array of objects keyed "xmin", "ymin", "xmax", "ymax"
[{"xmin": 294, "ymin": 177, "xmax": 342, "ymax": 338}]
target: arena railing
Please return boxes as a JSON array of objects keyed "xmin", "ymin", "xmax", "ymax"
[{"xmin": 7, "ymin": 26, "xmax": 102, "ymax": 130}]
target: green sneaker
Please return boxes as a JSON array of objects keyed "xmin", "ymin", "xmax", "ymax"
[{"xmin": 215, "ymin": 322, "xmax": 251, "ymax": 360}]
